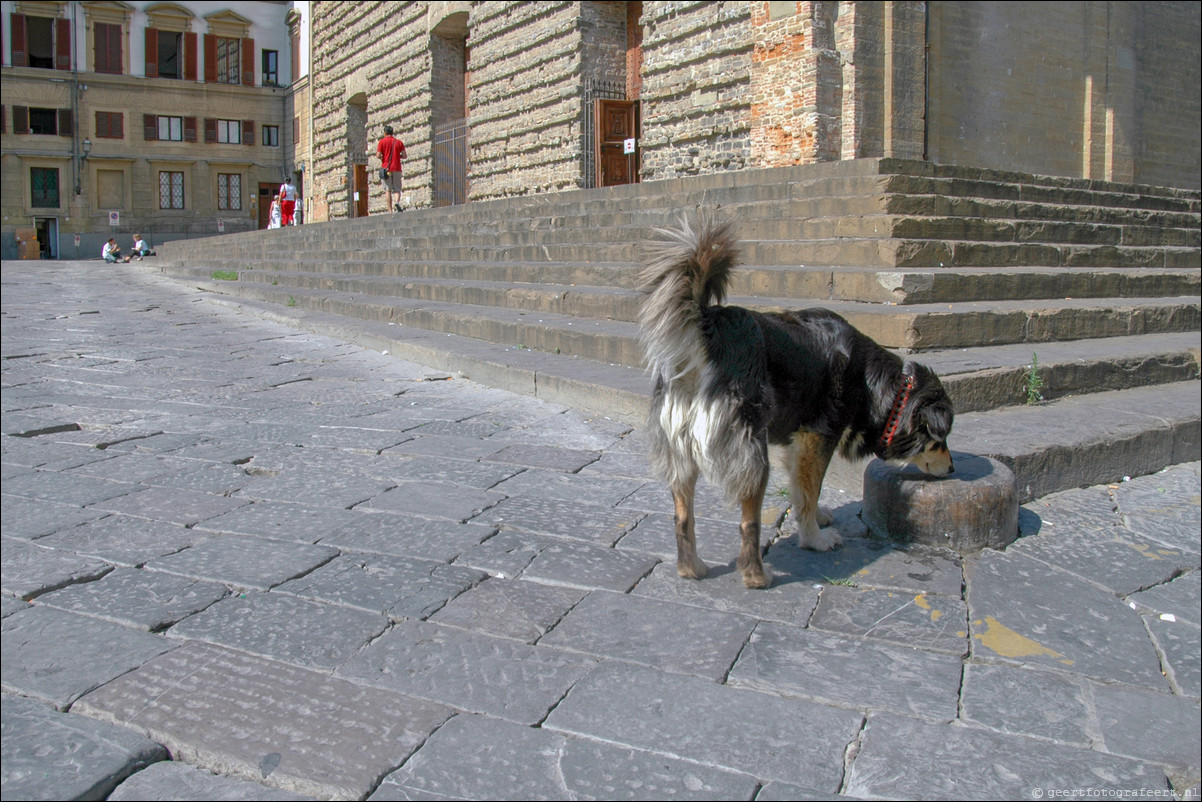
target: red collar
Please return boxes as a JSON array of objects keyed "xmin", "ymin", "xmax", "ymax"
[{"xmin": 878, "ymin": 375, "xmax": 914, "ymax": 450}]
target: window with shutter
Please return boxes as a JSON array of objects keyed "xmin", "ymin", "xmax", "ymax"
[
  {"xmin": 144, "ymin": 113, "xmax": 158, "ymax": 140},
  {"xmin": 11, "ymin": 14, "xmax": 28, "ymax": 67},
  {"xmin": 55, "ymin": 18, "xmax": 72, "ymax": 70},
  {"xmin": 94, "ymin": 22, "xmax": 122, "ymax": 75}
]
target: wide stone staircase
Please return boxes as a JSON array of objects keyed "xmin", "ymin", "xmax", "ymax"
[{"xmin": 154, "ymin": 157, "xmax": 1201, "ymax": 501}]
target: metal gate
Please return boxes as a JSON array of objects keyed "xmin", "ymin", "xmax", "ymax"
[
  {"xmin": 582, "ymin": 79, "xmax": 627, "ymax": 189},
  {"xmin": 433, "ymin": 117, "xmax": 468, "ymax": 206}
]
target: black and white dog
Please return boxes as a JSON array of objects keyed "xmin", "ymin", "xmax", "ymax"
[{"xmin": 639, "ymin": 216, "xmax": 955, "ymax": 588}]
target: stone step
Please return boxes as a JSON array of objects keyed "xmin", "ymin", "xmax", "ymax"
[
  {"xmin": 164, "ymin": 259, "xmax": 1201, "ymax": 314},
  {"xmin": 163, "ymin": 233, "xmax": 1199, "ymax": 270},
  {"xmin": 179, "ymin": 287, "xmax": 1201, "ymax": 503},
  {"xmin": 164, "ymin": 267, "xmax": 1199, "ymax": 360}
]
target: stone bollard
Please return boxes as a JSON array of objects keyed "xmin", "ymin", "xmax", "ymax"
[{"xmin": 861, "ymin": 454, "xmax": 1019, "ymax": 552}]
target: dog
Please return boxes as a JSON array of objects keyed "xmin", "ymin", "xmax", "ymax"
[{"xmin": 639, "ymin": 216, "xmax": 955, "ymax": 589}]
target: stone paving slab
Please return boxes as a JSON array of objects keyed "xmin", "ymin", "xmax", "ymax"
[
  {"xmin": 74, "ymin": 640, "xmax": 452, "ymax": 800},
  {"xmin": 235, "ymin": 469, "xmax": 393, "ymax": 509},
  {"xmin": 33, "ymin": 514, "xmax": 204, "ymax": 567},
  {"xmin": 356, "ymin": 480, "xmax": 505, "ymax": 521},
  {"xmin": 168, "ymin": 591, "xmax": 388, "ymax": 671},
  {"xmin": 338, "ymin": 619, "xmax": 595, "ymax": 725},
  {"xmin": 632, "ymin": 560, "xmax": 822, "ymax": 627},
  {"xmin": 808, "ymin": 585, "xmax": 969, "ymax": 655},
  {"xmin": 843, "ymin": 712, "xmax": 1172, "ymax": 800},
  {"xmin": 490, "ymin": 466, "xmax": 647, "ymax": 507},
  {"xmin": 90, "ymin": 484, "xmax": 251, "ymax": 527},
  {"xmin": 959, "ymin": 663, "xmax": 1095, "ymax": 747},
  {"xmin": 1, "ymin": 469, "xmax": 142, "ymax": 507},
  {"xmin": 482, "ymin": 442, "xmax": 601, "ymax": 472},
  {"xmin": 376, "ymin": 454, "xmax": 523, "ymax": 488},
  {"xmin": 1007, "ymin": 510, "xmax": 1198, "ymax": 596},
  {"xmin": 1, "ymin": 605, "xmax": 176, "ymax": 708},
  {"xmin": 1, "ymin": 693, "xmax": 169, "ymax": 802},
  {"xmin": 539, "ymin": 590, "xmax": 755, "ymax": 680},
  {"xmin": 543, "ymin": 662, "xmax": 862, "ymax": 790},
  {"xmin": 144, "ymin": 534, "xmax": 338, "ymax": 591},
  {"xmin": 616, "ymin": 510, "xmax": 746, "ymax": 564},
  {"xmin": 450, "ymin": 529, "xmax": 561, "ymax": 578},
  {"xmin": 483, "ymin": 494, "xmax": 644, "ymax": 545},
  {"xmin": 765, "ymin": 536, "xmax": 965, "ymax": 597},
  {"xmin": 108, "ymin": 760, "xmax": 314, "ymax": 801},
  {"xmin": 316, "ymin": 512, "xmax": 498, "ymax": 562},
  {"xmin": 1145, "ymin": 613, "xmax": 1202, "ymax": 698},
  {"xmin": 384, "ymin": 433, "xmax": 511, "ymax": 460},
  {"xmin": 518, "ymin": 538, "xmax": 659, "ymax": 591},
  {"xmin": 147, "ymin": 460, "xmax": 257, "ymax": 494},
  {"xmin": 370, "ymin": 712, "xmax": 760, "ymax": 801},
  {"xmin": 966, "ymin": 549, "xmax": 1169, "ymax": 689},
  {"xmin": 1, "ymin": 536, "xmax": 114, "ymax": 600},
  {"xmin": 1, "ymin": 496, "xmax": 138, "ymax": 546},
  {"xmin": 194, "ymin": 501, "xmax": 365, "ymax": 543},
  {"xmin": 274, "ymin": 553, "xmax": 485, "ymax": 620},
  {"xmin": 428, "ymin": 576, "xmax": 587, "ymax": 643},
  {"xmin": 36, "ymin": 566, "xmax": 228, "ymax": 631},
  {"xmin": 727, "ymin": 621, "xmax": 963, "ymax": 719},
  {"xmin": 1129, "ymin": 569, "xmax": 1201, "ymax": 626},
  {"xmin": 65, "ymin": 451, "xmax": 193, "ymax": 484}
]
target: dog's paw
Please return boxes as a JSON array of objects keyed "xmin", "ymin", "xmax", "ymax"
[
  {"xmin": 677, "ymin": 558, "xmax": 708, "ymax": 580},
  {"xmin": 798, "ymin": 527, "xmax": 843, "ymax": 552},
  {"xmin": 741, "ymin": 567, "xmax": 773, "ymax": 589}
]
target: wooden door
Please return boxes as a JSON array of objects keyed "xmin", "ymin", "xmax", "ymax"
[
  {"xmin": 595, "ymin": 99, "xmax": 638, "ymax": 187},
  {"xmin": 258, "ymin": 183, "xmax": 274, "ymax": 229}
]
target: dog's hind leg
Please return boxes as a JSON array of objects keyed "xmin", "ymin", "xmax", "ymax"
[
  {"xmin": 787, "ymin": 432, "xmax": 843, "ymax": 552},
  {"xmin": 672, "ymin": 473, "xmax": 708, "ymax": 580},
  {"xmin": 736, "ymin": 473, "xmax": 772, "ymax": 589}
]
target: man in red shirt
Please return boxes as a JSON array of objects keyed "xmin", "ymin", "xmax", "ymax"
[{"xmin": 376, "ymin": 125, "xmax": 407, "ymax": 213}]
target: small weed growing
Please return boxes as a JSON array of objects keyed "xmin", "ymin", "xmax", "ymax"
[
  {"xmin": 286, "ymin": 296, "xmax": 297, "ymax": 307},
  {"xmin": 823, "ymin": 576, "xmax": 857, "ymax": 587},
  {"xmin": 211, "ymin": 270, "xmax": 238, "ymax": 281},
  {"xmin": 1024, "ymin": 353, "xmax": 1045, "ymax": 405}
]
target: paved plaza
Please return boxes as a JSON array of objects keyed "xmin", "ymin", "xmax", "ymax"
[{"xmin": 2, "ymin": 259, "xmax": 1199, "ymax": 801}]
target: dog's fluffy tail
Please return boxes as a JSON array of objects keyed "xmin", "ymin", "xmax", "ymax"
[{"xmin": 638, "ymin": 216, "xmax": 738, "ymax": 379}]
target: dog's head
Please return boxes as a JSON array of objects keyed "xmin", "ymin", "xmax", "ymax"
[{"xmin": 879, "ymin": 362, "xmax": 955, "ymax": 476}]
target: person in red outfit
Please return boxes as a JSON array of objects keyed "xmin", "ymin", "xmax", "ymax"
[
  {"xmin": 279, "ymin": 175, "xmax": 299, "ymax": 226},
  {"xmin": 376, "ymin": 125, "xmax": 407, "ymax": 213}
]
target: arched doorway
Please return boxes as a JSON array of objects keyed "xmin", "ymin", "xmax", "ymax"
[
  {"xmin": 347, "ymin": 92, "xmax": 369, "ymax": 217},
  {"xmin": 431, "ymin": 11, "xmax": 469, "ymax": 206}
]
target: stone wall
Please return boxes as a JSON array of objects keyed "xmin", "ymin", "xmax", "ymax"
[
  {"xmin": 304, "ymin": 0, "xmax": 1200, "ymax": 221},
  {"xmin": 638, "ymin": 1, "xmax": 752, "ymax": 180},
  {"xmin": 927, "ymin": 0, "xmax": 1200, "ymax": 187}
]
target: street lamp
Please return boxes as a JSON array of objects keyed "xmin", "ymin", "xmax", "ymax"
[{"xmin": 81, "ymin": 138, "xmax": 92, "ymax": 160}]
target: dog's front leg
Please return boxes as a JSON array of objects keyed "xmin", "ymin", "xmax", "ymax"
[
  {"xmin": 672, "ymin": 477, "xmax": 708, "ymax": 579},
  {"xmin": 788, "ymin": 432, "xmax": 843, "ymax": 551},
  {"xmin": 737, "ymin": 479, "xmax": 772, "ymax": 589}
]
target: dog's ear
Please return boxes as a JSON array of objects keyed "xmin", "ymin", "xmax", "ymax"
[
  {"xmin": 905, "ymin": 362, "xmax": 954, "ymax": 441},
  {"xmin": 919, "ymin": 399, "xmax": 954, "ymax": 441}
]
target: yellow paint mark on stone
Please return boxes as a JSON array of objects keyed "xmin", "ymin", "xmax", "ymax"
[{"xmin": 973, "ymin": 616, "xmax": 1073, "ymax": 665}]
